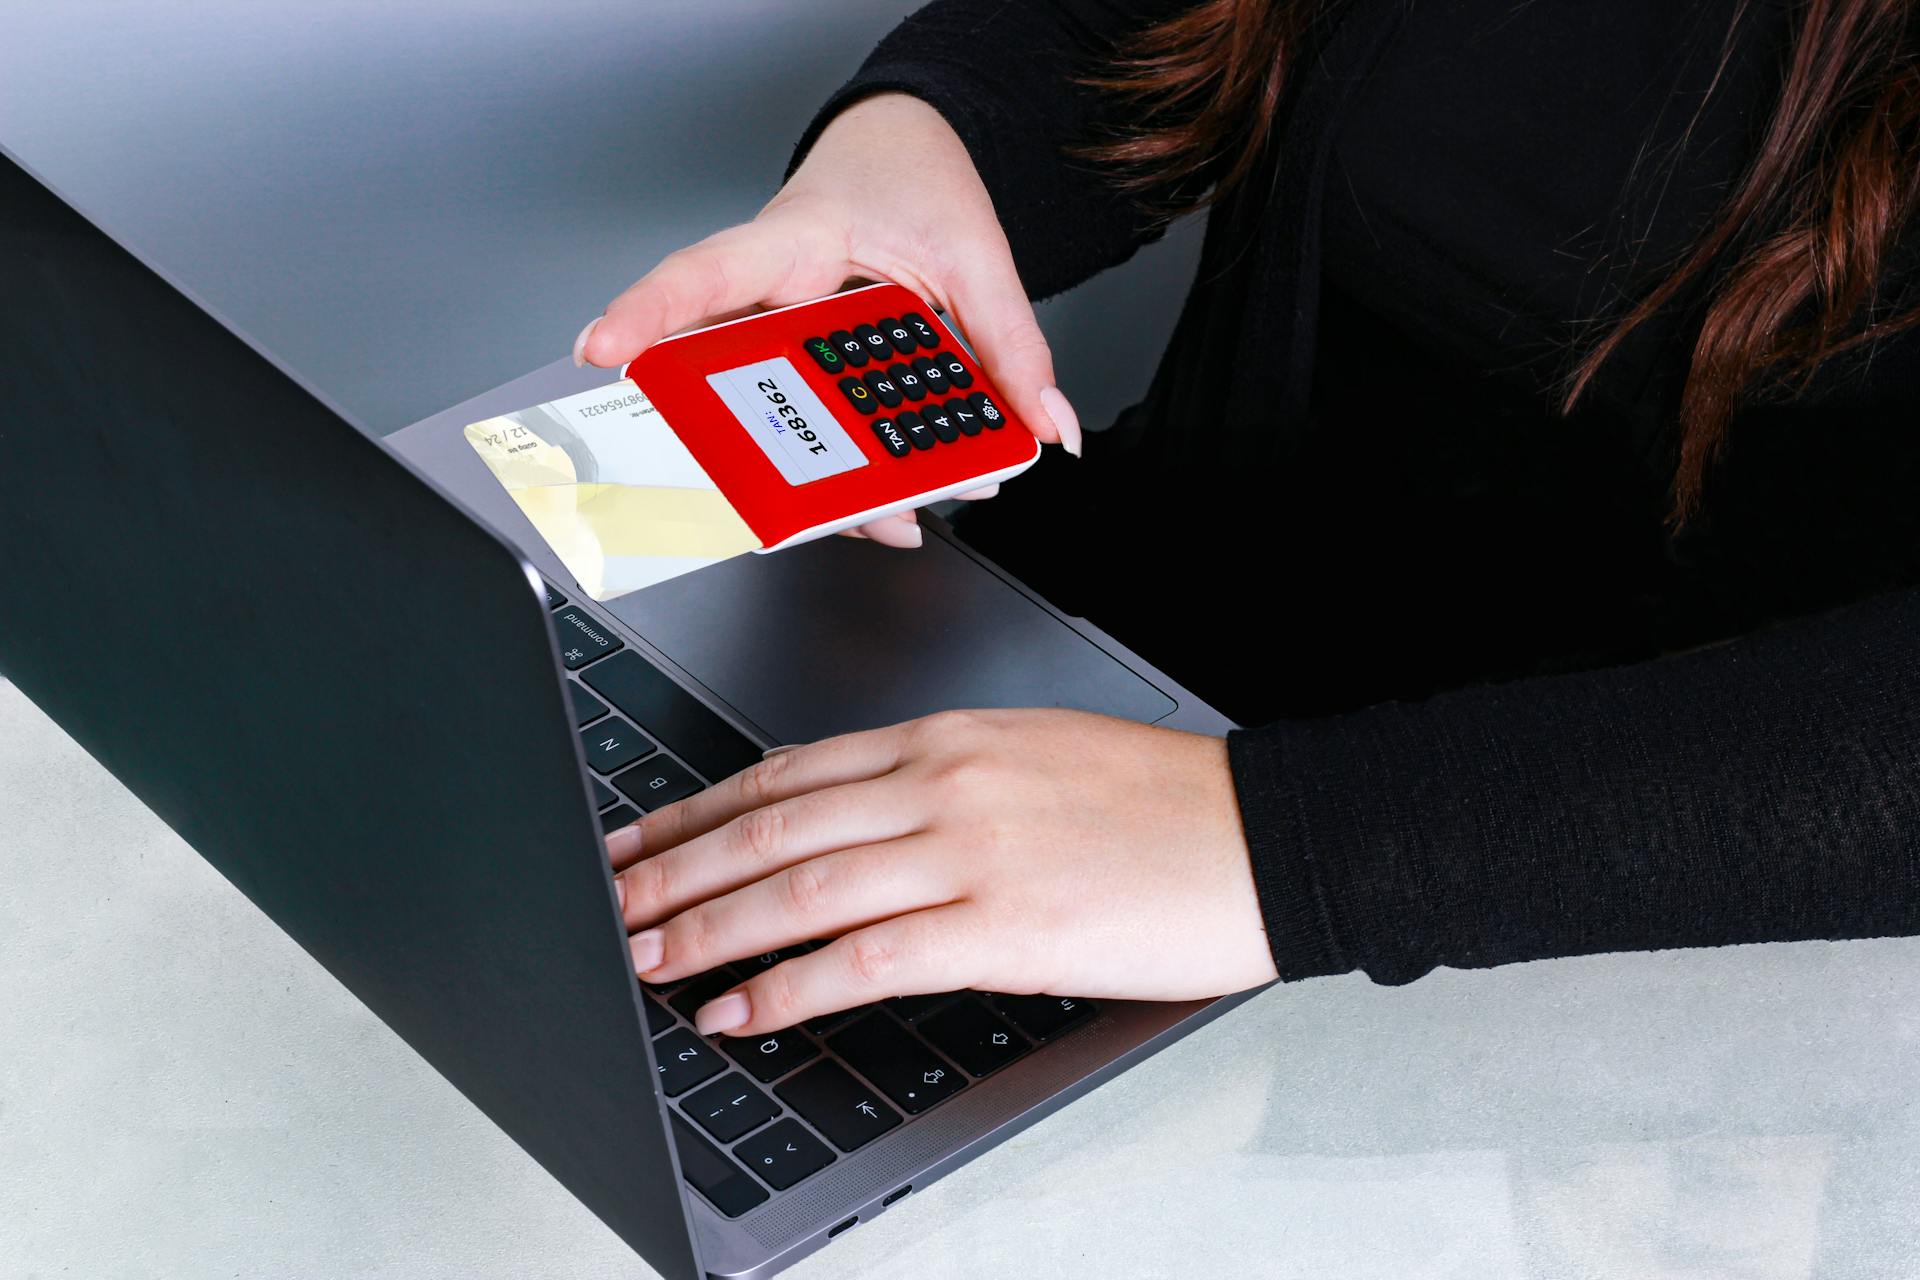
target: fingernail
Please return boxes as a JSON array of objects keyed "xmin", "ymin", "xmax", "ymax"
[
  {"xmin": 695, "ymin": 991, "xmax": 750, "ymax": 1035},
  {"xmin": 956, "ymin": 483, "xmax": 1000, "ymax": 501},
  {"xmin": 762, "ymin": 744, "xmax": 801, "ymax": 759},
  {"xmin": 613, "ymin": 875, "xmax": 627, "ymax": 912},
  {"xmin": 605, "ymin": 823, "xmax": 643, "ymax": 862},
  {"xmin": 1040, "ymin": 386, "xmax": 1082, "ymax": 457},
  {"xmin": 572, "ymin": 316, "xmax": 602, "ymax": 368},
  {"xmin": 864, "ymin": 518, "xmax": 922, "ymax": 549},
  {"xmin": 629, "ymin": 929, "xmax": 663, "ymax": 973}
]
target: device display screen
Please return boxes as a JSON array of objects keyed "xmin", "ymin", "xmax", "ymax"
[{"xmin": 705, "ymin": 357, "xmax": 868, "ymax": 486}]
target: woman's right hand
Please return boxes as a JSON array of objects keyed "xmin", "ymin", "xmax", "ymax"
[{"xmin": 572, "ymin": 92, "xmax": 1082, "ymax": 548}]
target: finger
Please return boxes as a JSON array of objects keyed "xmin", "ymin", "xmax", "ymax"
[
  {"xmin": 605, "ymin": 820, "xmax": 644, "ymax": 869},
  {"xmin": 618, "ymin": 775, "xmax": 923, "ymax": 929},
  {"xmin": 581, "ymin": 217, "xmax": 847, "ymax": 367},
  {"xmin": 690, "ymin": 903, "xmax": 985, "ymax": 1036},
  {"xmin": 631, "ymin": 836, "xmax": 957, "ymax": 985},
  {"xmin": 954, "ymin": 483, "xmax": 999, "ymax": 501},
  {"xmin": 856, "ymin": 513, "xmax": 922, "ymax": 548},
  {"xmin": 637, "ymin": 724, "xmax": 911, "ymax": 857},
  {"xmin": 944, "ymin": 257, "xmax": 1081, "ymax": 454}
]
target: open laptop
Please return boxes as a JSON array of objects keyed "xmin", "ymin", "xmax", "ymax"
[{"xmin": 0, "ymin": 146, "xmax": 1256, "ymax": 1278}]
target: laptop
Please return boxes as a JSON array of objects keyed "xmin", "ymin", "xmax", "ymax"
[{"xmin": 0, "ymin": 146, "xmax": 1257, "ymax": 1278}]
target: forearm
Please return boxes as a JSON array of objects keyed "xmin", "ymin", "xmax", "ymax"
[
  {"xmin": 789, "ymin": 0, "xmax": 1202, "ymax": 299},
  {"xmin": 1230, "ymin": 584, "xmax": 1920, "ymax": 985}
]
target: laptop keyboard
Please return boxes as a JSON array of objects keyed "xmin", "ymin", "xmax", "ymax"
[{"xmin": 546, "ymin": 581, "xmax": 1096, "ymax": 1218}]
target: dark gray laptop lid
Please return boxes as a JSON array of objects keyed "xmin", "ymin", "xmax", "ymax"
[{"xmin": 0, "ymin": 148, "xmax": 704, "ymax": 1279}]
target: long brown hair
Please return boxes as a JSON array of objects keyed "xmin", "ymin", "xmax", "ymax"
[{"xmin": 1085, "ymin": 0, "xmax": 1920, "ymax": 522}]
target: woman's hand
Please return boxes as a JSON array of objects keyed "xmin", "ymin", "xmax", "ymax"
[
  {"xmin": 571, "ymin": 92, "xmax": 1083, "ymax": 547},
  {"xmin": 602, "ymin": 709, "xmax": 1279, "ymax": 1037}
]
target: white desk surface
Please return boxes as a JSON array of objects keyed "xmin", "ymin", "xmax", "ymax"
[{"xmin": 5, "ymin": 675, "xmax": 1918, "ymax": 1280}]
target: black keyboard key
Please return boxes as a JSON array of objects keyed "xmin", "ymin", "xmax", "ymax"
[
  {"xmin": 581, "ymin": 716, "xmax": 657, "ymax": 775},
  {"xmin": 599, "ymin": 803, "xmax": 640, "ymax": 834},
  {"xmin": 570, "ymin": 682, "xmax": 609, "ymax": 727},
  {"xmin": 994, "ymin": 994, "xmax": 1094, "ymax": 1040},
  {"xmin": 827, "ymin": 1015, "xmax": 966, "ymax": 1115},
  {"xmin": 889, "ymin": 362, "xmax": 928, "ymax": 402},
  {"xmin": 919, "ymin": 999, "xmax": 1029, "ymax": 1077},
  {"xmin": 830, "ymin": 329, "xmax": 868, "ymax": 368},
  {"xmin": 776, "ymin": 1060, "xmax": 902, "ymax": 1153},
  {"xmin": 591, "ymin": 777, "xmax": 618, "ymax": 809},
  {"xmin": 801, "ymin": 335, "xmax": 846, "ymax": 374},
  {"xmin": 736, "ymin": 1118, "xmax": 834, "ymax": 1191},
  {"xmin": 735, "ymin": 945, "xmax": 810, "ymax": 976},
  {"xmin": 886, "ymin": 992, "xmax": 960, "ymax": 1023},
  {"xmin": 879, "ymin": 317, "xmax": 918, "ymax": 356},
  {"xmin": 945, "ymin": 397, "xmax": 982, "ymax": 436},
  {"xmin": 913, "ymin": 355, "xmax": 951, "ymax": 398},
  {"xmin": 612, "ymin": 754, "xmax": 702, "ymax": 811},
  {"xmin": 643, "ymin": 992, "xmax": 675, "ymax": 1036},
  {"xmin": 654, "ymin": 1027, "xmax": 726, "ymax": 1096},
  {"xmin": 921, "ymin": 401, "xmax": 959, "ymax": 444},
  {"xmin": 902, "ymin": 312, "xmax": 940, "ymax": 350},
  {"xmin": 670, "ymin": 1112, "xmax": 768, "ymax": 1218},
  {"xmin": 685, "ymin": 1072, "xmax": 780, "ymax": 1144},
  {"xmin": 869, "ymin": 416, "xmax": 911, "ymax": 458},
  {"xmin": 854, "ymin": 323, "xmax": 892, "ymax": 362},
  {"xmin": 896, "ymin": 411, "xmax": 934, "ymax": 451},
  {"xmin": 863, "ymin": 368, "xmax": 904, "ymax": 409},
  {"xmin": 803, "ymin": 1006, "xmax": 866, "ymax": 1036},
  {"xmin": 968, "ymin": 390, "xmax": 1005, "ymax": 429},
  {"xmin": 669, "ymin": 969, "xmax": 742, "ymax": 1022},
  {"xmin": 554, "ymin": 606, "xmax": 624, "ymax": 670},
  {"xmin": 581, "ymin": 651, "xmax": 763, "ymax": 782},
  {"xmin": 721, "ymin": 1028, "xmax": 820, "ymax": 1083},
  {"xmin": 937, "ymin": 351, "xmax": 973, "ymax": 390},
  {"xmin": 838, "ymin": 375, "xmax": 878, "ymax": 414},
  {"xmin": 543, "ymin": 581, "xmax": 568, "ymax": 610}
]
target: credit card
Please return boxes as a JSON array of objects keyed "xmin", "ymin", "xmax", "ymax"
[{"xmin": 464, "ymin": 379, "xmax": 759, "ymax": 601}]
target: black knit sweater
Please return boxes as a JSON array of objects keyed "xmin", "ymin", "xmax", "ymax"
[{"xmin": 791, "ymin": 0, "xmax": 1920, "ymax": 985}]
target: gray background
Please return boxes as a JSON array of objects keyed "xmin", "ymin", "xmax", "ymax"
[{"xmin": 0, "ymin": 0, "xmax": 1202, "ymax": 437}]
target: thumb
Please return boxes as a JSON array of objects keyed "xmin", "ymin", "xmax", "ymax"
[{"xmin": 944, "ymin": 263, "xmax": 1082, "ymax": 457}]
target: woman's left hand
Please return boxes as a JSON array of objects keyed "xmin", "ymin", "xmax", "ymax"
[{"xmin": 604, "ymin": 708, "xmax": 1280, "ymax": 1037}]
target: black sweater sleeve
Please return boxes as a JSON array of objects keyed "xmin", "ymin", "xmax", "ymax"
[
  {"xmin": 788, "ymin": 0, "xmax": 1199, "ymax": 300},
  {"xmin": 1229, "ymin": 583, "xmax": 1920, "ymax": 986}
]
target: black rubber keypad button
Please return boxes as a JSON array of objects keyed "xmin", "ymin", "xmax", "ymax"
[
  {"xmin": 889, "ymin": 362, "xmax": 927, "ymax": 402},
  {"xmin": 902, "ymin": 312, "xmax": 940, "ymax": 349},
  {"xmin": 802, "ymin": 335, "xmax": 846, "ymax": 374},
  {"xmin": 967, "ymin": 390, "xmax": 1005, "ymax": 428},
  {"xmin": 831, "ymin": 329, "xmax": 868, "ymax": 367},
  {"xmin": 839, "ymin": 376, "xmax": 878, "ymax": 414},
  {"xmin": 922, "ymin": 402, "xmax": 960, "ymax": 444},
  {"xmin": 879, "ymin": 317, "xmax": 918, "ymax": 356},
  {"xmin": 937, "ymin": 351, "xmax": 974, "ymax": 389},
  {"xmin": 946, "ymin": 397, "xmax": 983, "ymax": 436},
  {"xmin": 870, "ymin": 417, "xmax": 911, "ymax": 458},
  {"xmin": 854, "ymin": 324, "xmax": 892, "ymax": 362},
  {"xmin": 896, "ymin": 411, "xmax": 934, "ymax": 450},
  {"xmin": 912, "ymin": 356, "xmax": 950, "ymax": 398},
  {"xmin": 863, "ymin": 368, "xmax": 904, "ymax": 409}
]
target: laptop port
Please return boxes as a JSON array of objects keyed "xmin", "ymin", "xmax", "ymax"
[
  {"xmin": 881, "ymin": 1185, "xmax": 912, "ymax": 1207},
  {"xmin": 828, "ymin": 1216, "xmax": 859, "ymax": 1238}
]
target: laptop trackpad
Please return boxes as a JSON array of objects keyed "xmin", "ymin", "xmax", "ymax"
[{"xmin": 602, "ymin": 531, "xmax": 1176, "ymax": 743}]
